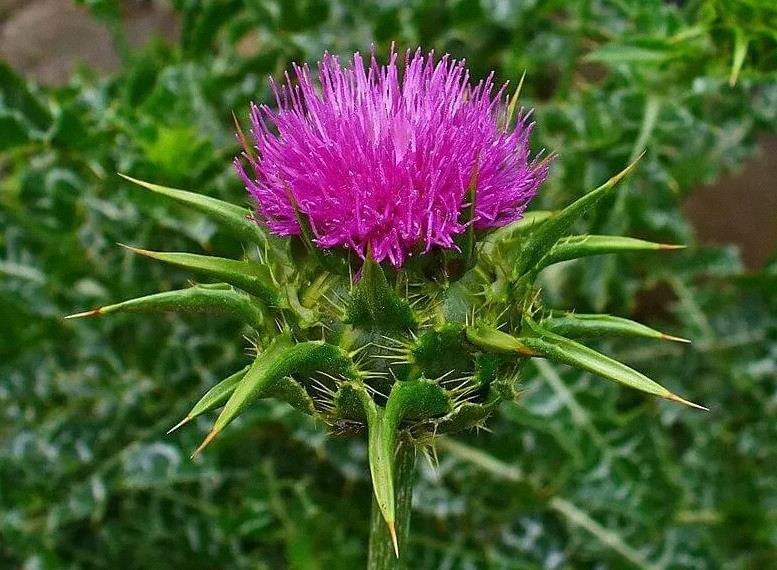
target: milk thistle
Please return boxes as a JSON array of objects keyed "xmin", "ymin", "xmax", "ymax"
[{"xmin": 69, "ymin": 47, "xmax": 705, "ymax": 568}]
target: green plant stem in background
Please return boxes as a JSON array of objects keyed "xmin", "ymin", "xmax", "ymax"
[{"xmin": 368, "ymin": 441, "xmax": 416, "ymax": 570}]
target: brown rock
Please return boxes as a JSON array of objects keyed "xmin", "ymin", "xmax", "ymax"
[
  {"xmin": 684, "ymin": 134, "xmax": 777, "ymax": 269},
  {"xmin": 0, "ymin": 0, "xmax": 178, "ymax": 85}
]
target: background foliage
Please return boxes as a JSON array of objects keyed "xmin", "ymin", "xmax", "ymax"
[{"xmin": 1, "ymin": 1, "xmax": 775, "ymax": 568}]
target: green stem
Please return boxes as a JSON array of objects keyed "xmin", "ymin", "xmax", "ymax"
[{"xmin": 367, "ymin": 440, "xmax": 416, "ymax": 570}]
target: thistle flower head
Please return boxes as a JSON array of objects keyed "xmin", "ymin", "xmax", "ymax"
[
  {"xmin": 71, "ymin": 47, "xmax": 704, "ymax": 562},
  {"xmin": 236, "ymin": 47, "xmax": 550, "ymax": 267}
]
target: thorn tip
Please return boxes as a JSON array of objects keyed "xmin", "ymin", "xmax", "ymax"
[
  {"xmin": 387, "ymin": 520, "xmax": 399, "ymax": 558},
  {"xmin": 118, "ymin": 173, "xmax": 147, "ymax": 188},
  {"xmin": 667, "ymin": 393, "xmax": 709, "ymax": 411},
  {"xmin": 167, "ymin": 416, "xmax": 192, "ymax": 435},
  {"xmin": 660, "ymin": 333, "xmax": 691, "ymax": 344},
  {"xmin": 191, "ymin": 429, "xmax": 219, "ymax": 459},
  {"xmin": 118, "ymin": 243, "xmax": 150, "ymax": 256},
  {"xmin": 64, "ymin": 308, "xmax": 102, "ymax": 319},
  {"xmin": 609, "ymin": 151, "xmax": 645, "ymax": 187}
]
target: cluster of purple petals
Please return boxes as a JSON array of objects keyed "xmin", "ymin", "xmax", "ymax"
[{"xmin": 235, "ymin": 47, "xmax": 550, "ymax": 267}]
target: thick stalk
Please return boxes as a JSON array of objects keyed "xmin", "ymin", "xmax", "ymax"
[{"xmin": 367, "ymin": 440, "xmax": 416, "ymax": 570}]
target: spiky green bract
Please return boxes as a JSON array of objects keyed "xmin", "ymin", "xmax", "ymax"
[
  {"xmin": 465, "ymin": 324, "xmax": 539, "ymax": 356},
  {"xmin": 119, "ymin": 175, "xmax": 267, "ymax": 247},
  {"xmin": 348, "ymin": 255, "xmax": 416, "ymax": 332},
  {"xmin": 120, "ymin": 246, "xmax": 280, "ymax": 307},
  {"xmin": 72, "ymin": 161, "xmax": 707, "ymax": 557},
  {"xmin": 65, "ymin": 284, "xmax": 267, "ymax": 330},
  {"xmin": 536, "ymin": 235, "xmax": 684, "ymax": 271},
  {"xmin": 483, "ymin": 209, "xmax": 555, "ymax": 245},
  {"xmin": 360, "ymin": 379, "xmax": 452, "ymax": 541},
  {"xmin": 168, "ymin": 365, "xmax": 251, "ymax": 434},
  {"xmin": 542, "ymin": 312, "xmax": 689, "ymax": 343},
  {"xmin": 412, "ymin": 324, "xmax": 473, "ymax": 378},
  {"xmin": 194, "ymin": 337, "xmax": 359, "ymax": 455},
  {"xmin": 464, "ymin": 320, "xmax": 700, "ymax": 405},
  {"xmin": 512, "ymin": 154, "xmax": 643, "ymax": 279}
]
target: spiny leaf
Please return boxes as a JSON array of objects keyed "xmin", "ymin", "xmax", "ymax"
[
  {"xmin": 332, "ymin": 382, "xmax": 368, "ymax": 424},
  {"xmin": 192, "ymin": 335, "xmax": 293, "ymax": 455},
  {"xmin": 499, "ymin": 209, "xmax": 556, "ymax": 235},
  {"xmin": 167, "ymin": 365, "xmax": 251, "ymax": 434},
  {"xmin": 282, "ymin": 283, "xmax": 319, "ymax": 328},
  {"xmin": 348, "ymin": 255, "xmax": 416, "ymax": 332},
  {"xmin": 120, "ymin": 245, "xmax": 279, "ymax": 307},
  {"xmin": 65, "ymin": 285, "xmax": 266, "ymax": 330},
  {"xmin": 513, "ymin": 156, "xmax": 643, "ymax": 278},
  {"xmin": 194, "ymin": 339, "xmax": 356, "ymax": 455},
  {"xmin": 384, "ymin": 378, "xmax": 452, "ymax": 426},
  {"xmin": 412, "ymin": 323, "xmax": 474, "ymax": 380},
  {"xmin": 535, "ymin": 235, "xmax": 684, "ymax": 271},
  {"xmin": 482, "ymin": 210, "xmax": 556, "ymax": 250},
  {"xmin": 434, "ymin": 387, "xmax": 502, "ymax": 434},
  {"xmin": 465, "ymin": 324, "xmax": 540, "ymax": 357},
  {"xmin": 366, "ymin": 407, "xmax": 395, "ymax": 552},
  {"xmin": 521, "ymin": 319, "xmax": 706, "ymax": 410},
  {"xmin": 119, "ymin": 174, "xmax": 267, "ymax": 246},
  {"xmin": 542, "ymin": 313, "xmax": 690, "ymax": 343},
  {"xmin": 366, "ymin": 379, "xmax": 451, "ymax": 556}
]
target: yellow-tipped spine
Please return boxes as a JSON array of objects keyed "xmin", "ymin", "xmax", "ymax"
[
  {"xmin": 387, "ymin": 521, "xmax": 399, "ymax": 558},
  {"xmin": 191, "ymin": 429, "xmax": 219, "ymax": 459}
]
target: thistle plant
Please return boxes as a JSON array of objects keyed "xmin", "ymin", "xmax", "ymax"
[{"xmin": 68, "ymin": 48, "xmax": 706, "ymax": 567}]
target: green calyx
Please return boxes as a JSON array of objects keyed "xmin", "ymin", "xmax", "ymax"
[{"xmin": 69, "ymin": 163, "xmax": 707, "ymax": 557}]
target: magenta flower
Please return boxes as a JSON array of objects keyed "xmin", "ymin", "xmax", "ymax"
[{"xmin": 236, "ymin": 47, "xmax": 550, "ymax": 267}]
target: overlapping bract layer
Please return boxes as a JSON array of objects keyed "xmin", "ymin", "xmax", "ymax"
[
  {"xmin": 236, "ymin": 48, "xmax": 550, "ymax": 266},
  {"xmin": 73, "ymin": 156, "xmax": 705, "ymax": 557}
]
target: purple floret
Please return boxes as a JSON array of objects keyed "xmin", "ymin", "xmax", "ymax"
[{"xmin": 235, "ymin": 47, "xmax": 550, "ymax": 267}]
